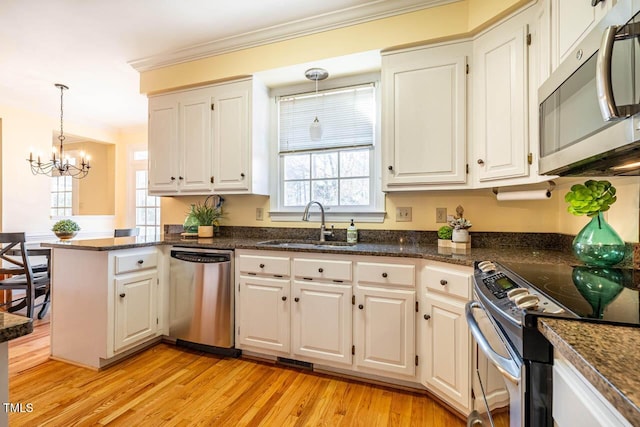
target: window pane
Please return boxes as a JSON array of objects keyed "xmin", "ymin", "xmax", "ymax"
[
  {"xmin": 64, "ymin": 193, "xmax": 72, "ymax": 206},
  {"xmin": 340, "ymin": 178, "xmax": 370, "ymax": 206},
  {"xmin": 133, "ymin": 150, "xmax": 148, "ymax": 161},
  {"xmin": 312, "ymin": 179, "xmax": 338, "ymax": 205},
  {"xmin": 136, "ymin": 208, "xmax": 146, "ymax": 224},
  {"xmin": 340, "ymin": 149, "xmax": 369, "ymax": 177},
  {"xmin": 146, "ymin": 208, "xmax": 157, "ymax": 224},
  {"xmin": 284, "ymin": 181, "xmax": 310, "ymax": 207},
  {"xmin": 312, "ymin": 152, "xmax": 338, "ymax": 179},
  {"xmin": 284, "ymin": 154, "xmax": 310, "ymax": 180},
  {"xmin": 136, "ymin": 170, "xmax": 147, "ymax": 188},
  {"xmin": 63, "ymin": 177, "xmax": 72, "ymax": 191},
  {"xmin": 136, "ymin": 190, "xmax": 146, "ymax": 207}
]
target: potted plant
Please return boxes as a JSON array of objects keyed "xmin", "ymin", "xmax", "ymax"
[
  {"xmin": 52, "ymin": 219, "xmax": 80, "ymax": 240},
  {"xmin": 565, "ymin": 180, "xmax": 625, "ymax": 266},
  {"xmin": 449, "ymin": 217, "xmax": 472, "ymax": 243},
  {"xmin": 191, "ymin": 201, "xmax": 222, "ymax": 238},
  {"xmin": 437, "ymin": 225, "xmax": 453, "ymax": 248}
]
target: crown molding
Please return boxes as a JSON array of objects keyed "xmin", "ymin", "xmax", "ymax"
[{"xmin": 129, "ymin": 0, "xmax": 460, "ymax": 72}]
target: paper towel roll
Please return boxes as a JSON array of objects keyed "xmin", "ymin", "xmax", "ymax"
[{"xmin": 496, "ymin": 190, "xmax": 551, "ymax": 201}]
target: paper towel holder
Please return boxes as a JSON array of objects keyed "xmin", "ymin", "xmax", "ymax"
[{"xmin": 492, "ymin": 180, "xmax": 556, "ymax": 197}]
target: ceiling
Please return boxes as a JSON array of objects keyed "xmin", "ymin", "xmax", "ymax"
[{"xmin": 0, "ymin": 0, "xmax": 451, "ymax": 132}]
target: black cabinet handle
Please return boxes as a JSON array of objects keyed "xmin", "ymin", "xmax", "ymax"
[
  {"xmin": 294, "ymin": 297, "xmax": 300, "ymax": 302},
  {"xmin": 318, "ymin": 268, "xmax": 324, "ymax": 273},
  {"xmin": 282, "ymin": 296, "xmax": 287, "ymax": 301},
  {"xmin": 388, "ymin": 165, "xmax": 393, "ymax": 171},
  {"xmin": 591, "ymin": 0, "xmax": 603, "ymax": 6},
  {"xmin": 358, "ymin": 304, "xmax": 364, "ymax": 309},
  {"xmin": 259, "ymin": 263, "xmax": 265, "ymax": 268},
  {"xmin": 424, "ymin": 314, "xmax": 431, "ymax": 320},
  {"xmin": 382, "ymin": 272, "xmax": 388, "ymax": 278},
  {"xmin": 440, "ymin": 279, "xmax": 447, "ymax": 286},
  {"xmin": 119, "ymin": 293, "xmax": 126, "ymax": 298}
]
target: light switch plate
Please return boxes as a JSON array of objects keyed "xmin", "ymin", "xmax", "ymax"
[
  {"xmin": 436, "ymin": 208, "xmax": 447, "ymax": 223},
  {"xmin": 396, "ymin": 207, "xmax": 412, "ymax": 222},
  {"xmin": 256, "ymin": 207, "xmax": 264, "ymax": 221}
]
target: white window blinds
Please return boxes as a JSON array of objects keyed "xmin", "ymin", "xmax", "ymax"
[{"xmin": 279, "ymin": 83, "xmax": 375, "ymax": 153}]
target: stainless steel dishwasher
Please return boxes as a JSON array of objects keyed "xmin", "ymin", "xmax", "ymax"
[{"xmin": 169, "ymin": 247, "xmax": 240, "ymax": 357}]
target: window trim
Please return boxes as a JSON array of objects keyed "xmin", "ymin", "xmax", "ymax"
[{"xmin": 269, "ymin": 72, "xmax": 385, "ymax": 223}]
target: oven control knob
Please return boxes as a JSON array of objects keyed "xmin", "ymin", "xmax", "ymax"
[
  {"xmin": 514, "ymin": 294, "xmax": 539, "ymax": 310},
  {"xmin": 477, "ymin": 261, "xmax": 496, "ymax": 273},
  {"xmin": 507, "ymin": 288, "xmax": 529, "ymax": 301}
]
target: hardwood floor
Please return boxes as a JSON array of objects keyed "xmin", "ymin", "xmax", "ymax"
[{"xmin": 7, "ymin": 320, "xmax": 471, "ymax": 426}]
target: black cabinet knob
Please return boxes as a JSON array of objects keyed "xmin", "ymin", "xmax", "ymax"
[
  {"xmin": 240, "ymin": 173, "xmax": 245, "ymax": 178},
  {"xmin": 424, "ymin": 314, "xmax": 431, "ymax": 320},
  {"xmin": 388, "ymin": 165, "xmax": 393, "ymax": 171},
  {"xmin": 294, "ymin": 297, "xmax": 300, "ymax": 302},
  {"xmin": 137, "ymin": 260, "xmax": 144, "ymax": 265},
  {"xmin": 282, "ymin": 296, "xmax": 287, "ymax": 301},
  {"xmin": 358, "ymin": 304, "xmax": 364, "ymax": 310},
  {"xmin": 119, "ymin": 293, "xmax": 126, "ymax": 298},
  {"xmin": 477, "ymin": 159, "xmax": 485, "ymax": 165},
  {"xmin": 318, "ymin": 268, "xmax": 324, "ymax": 273},
  {"xmin": 440, "ymin": 279, "xmax": 447, "ymax": 286},
  {"xmin": 179, "ymin": 176, "xmax": 184, "ymax": 180},
  {"xmin": 382, "ymin": 272, "xmax": 388, "ymax": 278},
  {"xmin": 259, "ymin": 263, "xmax": 265, "ymax": 268},
  {"xmin": 170, "ymin": 176, "xmax": 176, "ymax": 181}
]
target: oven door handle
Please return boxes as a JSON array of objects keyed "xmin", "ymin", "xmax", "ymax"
[{"xmin": 466, "ymin": 301, "xmax": 520, "ymax": 385}]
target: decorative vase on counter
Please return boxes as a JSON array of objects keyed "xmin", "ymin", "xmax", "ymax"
[
  {"xmin": 198, "ymin": 225, "xmax": 214, "ymax": 238},
  {"xmin": 452, "ymin": 229, "xmax": 469, "ymax": 243},
  {"xmin": 572, "ymin": 212, "xmax": 625, "ymax": 267}
]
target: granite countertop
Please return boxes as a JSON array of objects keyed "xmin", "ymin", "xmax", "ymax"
[
  {"xmin": 538, "ymin": 318, "xmax": 640, "ymax": 425},
  {"xmin": 42, "ymin": 234, "xmax": 580, "ymax": 267},
  {"xmin": 0, "ymin": 312, "xmax": 32, "ymax": 343}
]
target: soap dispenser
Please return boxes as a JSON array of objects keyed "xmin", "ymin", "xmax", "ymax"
[{"xmin": 347, "ymin": 219, "xmax": 358, "ymax": 243}]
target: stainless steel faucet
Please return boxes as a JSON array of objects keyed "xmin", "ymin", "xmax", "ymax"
[{"xmin": 302, "ymin": 201, "xmax": 334, "ymax": 242}]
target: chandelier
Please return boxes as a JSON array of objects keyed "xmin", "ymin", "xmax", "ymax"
[{"xmin": 27, "ymin": 83, "xmax": 91, "ymax": 179}]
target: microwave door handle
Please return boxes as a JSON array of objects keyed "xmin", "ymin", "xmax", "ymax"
[
  {"xmin": 465, "ymin": 301, "xmax": 520, "ymax": 385},
  {"xmin": 597, "ymin": 25, "xmax": 620, "ymax": 121}
]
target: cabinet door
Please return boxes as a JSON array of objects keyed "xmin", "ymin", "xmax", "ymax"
[
  {"xmin": 383, "ymin": 47, "xmax": 467, "ymax": 188},
  {"xmin": 421, "ymin": 291, "xmax": 471, "ymax": 411},
  {"xmin": 355, "ymin": 286, "xmax": 415, "ymax": 377},
  {"xmin": 473, "ymin": 17, "xmax": 529, "ymax": 182},
  {"xmin": 551, "ymin": 0, "xmax": 611, "ymax": 70},
  {"xmin": 212, "ymin": 83, "xmax": 250, "ymax": 192},
  {"xmin": 292, "ymin": 281, "xmax": 352, "ymax": 365},
  {"xmin": 148, "ymin": 95, "xmax": 179, "ymax": 193},
  {"xmin": 114, "ymin": 271, "xmax": 158, "ymax": 352},
  {"xmin": 237, "ymin": 276, "xmax": 290, "ymax": 354},
  {"xmin": 179, "ymin": 93, "xmax": 213, "ymax": 192}
]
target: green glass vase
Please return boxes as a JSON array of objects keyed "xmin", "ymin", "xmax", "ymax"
[
  {"xmin": 572, "ymin": 212, "xmax": 625, "ymax": 267},
  {"xmin": 183, "ymin": 204, "xmax": 200, "ymax": 234}
]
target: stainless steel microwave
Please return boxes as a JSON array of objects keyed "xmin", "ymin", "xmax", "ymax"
[{"xmin": 539, "ymin": 0, "xmax": 640, "ymax": 176}]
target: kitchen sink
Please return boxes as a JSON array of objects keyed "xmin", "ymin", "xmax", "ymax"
[{"xmin": 256, "ymin": 239, "xmax": 356, "ymax": 249}]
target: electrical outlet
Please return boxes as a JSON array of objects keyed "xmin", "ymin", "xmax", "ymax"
[
  {"xmin": 256, "ymin": 207, "xmax": 264, "ymax": 221},
  {"xmin": 436, "ymin": 208, "xmax": 447, "ymax": 223},
  {"xmin": 396, "ymin": 207, "xmax": 412, "ymax": 222}
]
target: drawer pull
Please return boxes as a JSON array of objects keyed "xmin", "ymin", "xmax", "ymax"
[
  {"xmin": 318, "ymin": 268, "xmax": 324, "ymax": 273},
  {"xmin": 137, "ymin": 260, "xmax": 144, "ymax": 265},
  {"xmin": 424, "ymin": 314, "xmax": 431, "ymax": 320},
  {"xmin": 382, "ymin": 272, "xmax": 388, "ymax": 278},
  {"xmin": 358, "ymin": 304, "xmax": 364, "ymax": 310},
  {"xmin": 259, "ymin": 263, "xmax": 265, "ymax": 268},
  {"xmin": 281, "ymin": 296, "xmax": 287, "ymax": 301},
  {"xmin": 294, "ymin": 297, "xmax": 300, "ymax": 302},
  {"xmin": 440, "ymin": 279, "xmax": 448, "ymax": 286},
  {"xmin": 119, "ymin": 293, "xmax": 126, "ymax": 298}
]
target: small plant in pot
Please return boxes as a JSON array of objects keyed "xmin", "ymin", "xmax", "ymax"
[
  {"xmin": 191, "ymin": 202, "xmax": 222, "ymax": 238},
  {"xmin": 449, "ymin": 217, "xmax": 472, "ymax": 243},
  {"xmin": 52, "ymin": 219, "xmax": 80, "ymax": 240}
]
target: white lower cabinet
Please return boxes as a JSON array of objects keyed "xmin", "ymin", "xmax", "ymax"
[
  {"xmin": 292, "ymin": 280, "xmax": 352, "ymax": 365},
  {"xmin": 354, "ymin": 285, "xmax": 415, "ymax": 377},
  {"xmin": 114, "ymin": 270, "xmax": 158, "ymax": 352},
  {"xmin": 420, "ymin": 262, "xmax": 473, "ymax": 414},
  {"xmin": 50, "ymin": 247, "xmax": 164, "ymax": 369},
  {"xmin": 237, "ymin": 276, "xmax": 290, "ymax": 354}
]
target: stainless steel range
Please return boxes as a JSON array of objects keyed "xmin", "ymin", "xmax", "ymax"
[{"xmin": 467, "ymin": 260, "xmax": 639, "ymax": 427}]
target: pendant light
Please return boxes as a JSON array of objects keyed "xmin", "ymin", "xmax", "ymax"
[
  {"xmin": 305, "ymin": 68, "xmax": 328, "ymax": 141},
  {"xmin": 27, "ymin": 83, "xmax": 91, "ymax": 179}
]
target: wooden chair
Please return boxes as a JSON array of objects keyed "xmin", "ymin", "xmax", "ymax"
[
  {"xmin": 114, "ymin": 228, "xmax": 139, "ymax": 237},
  {"xmin": 0, "ymin": 232, "xmax": 51, "ymax": 319}
]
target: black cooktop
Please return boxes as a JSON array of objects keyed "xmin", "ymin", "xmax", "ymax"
[{"xmin": 502, "ymin": 262, "xmax": 640, "ymax": 326}]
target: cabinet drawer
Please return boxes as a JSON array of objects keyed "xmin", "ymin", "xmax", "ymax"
[
  {"xmin": 424, "ymin": 265, "xmax": 470, "ymax": 299},
  {"xmin": 357, "ymin": 262, "xmax": 415, "ymax": 288},
  {"xmin": 293, "ymin": 258, "xmax": 352, "ymax": 282},
  {"xmin": 114, "ymin": 251, "xmax": 158, "ymax": 275},
  {"xmin": 238, "ymin": 254, "xmax": 290, "ymax": 277}
]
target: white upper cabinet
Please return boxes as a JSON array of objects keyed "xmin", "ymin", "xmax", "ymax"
[
  {"xmin": 382, "ymin": 41, "xmax": 470, "ymax": 190},
  {"xmin": 472, "ymin": 9, "xmax": 530, "ymax": 184},
  {"xmin": 148, "ymin": 77, "xmax": 269, "ymax": 195},
  {"xmin": 551, "ymin": 0, "xmax": 613, "ymax": 71}
]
